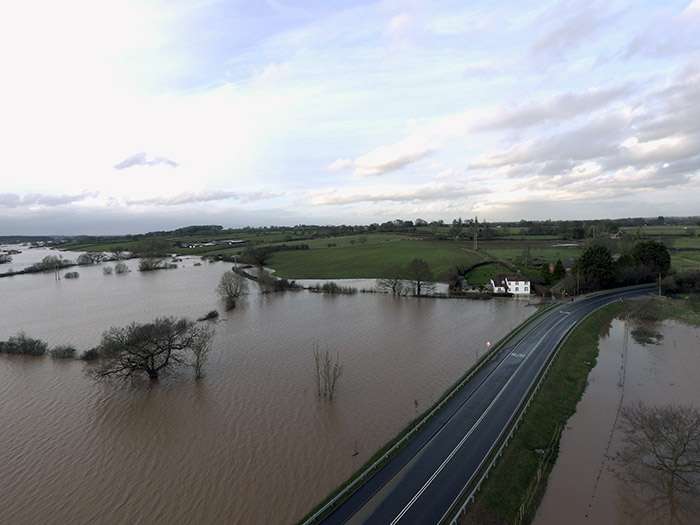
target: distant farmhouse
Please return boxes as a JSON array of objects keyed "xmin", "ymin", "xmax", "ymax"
[
  {"xmin": 489, "ymin": 272, "xmax": 531, "ymax": 296},
  {"xmin": 175, "ymin": 240, "xmax": 247, "ymax": 249}
]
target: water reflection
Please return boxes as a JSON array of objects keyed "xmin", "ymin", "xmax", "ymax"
[
  {"xmin": 617, "ymin": 477, "xmax": 700, "ymax": 525},
  {"xmin": 535, "ymin": 317, "xmax": 700, "ymax": 525}
]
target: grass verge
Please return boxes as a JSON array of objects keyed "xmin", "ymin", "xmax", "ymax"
[{"xmin": 458, "ymin": 301, "xmax": 625, "ymax": 525}]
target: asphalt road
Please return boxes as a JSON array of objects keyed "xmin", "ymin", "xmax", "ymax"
[{"xmin": 317, "ymin": 286, "xmax": 655, "ymax": 525}]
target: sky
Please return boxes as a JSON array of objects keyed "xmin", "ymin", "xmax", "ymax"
[{"xmin": 1, "ymin": 0, "xmax": 699, "ymax": 235}]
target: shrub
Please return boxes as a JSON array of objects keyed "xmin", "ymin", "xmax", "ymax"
[
  {"xmin": 64, "ymin": 271, "xmax": 80, "ymax": 279},
  {"xmin": 114, "ymin": 261, "xmax": 130, "ymax": 273},
  {"xmin": 1, "ymin": 332, "xmax": 49, "ymax": 356},
  {"xmin": 50, "ymin": 345, "xmax": 77, "ymax": 359},
  {"xmin": 311, "ymin": 282, "xmax": 358, "ymax": 294},
  {"xmin": 80, "ymin": 348, "xmax": 100, "ymax": 361},
  {"xmin": 103, "ymin": 266, "xmax": 114, "ymax": 275},
  {"xmin": 198, "ymin": 310, "xmax": 220, "ymax": 321}
]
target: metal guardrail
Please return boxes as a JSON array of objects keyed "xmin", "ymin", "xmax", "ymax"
[
  {"xmin": 301, "ymin": 301, "xmax": 559, "ymax": 525},
  {"xmin": 447, "ymin": 296, "xmax": 627, "ymax": 523}
]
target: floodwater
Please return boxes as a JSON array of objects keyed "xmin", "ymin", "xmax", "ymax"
[
  {"xmin": 535, "ymin": 315, "xmax": 700, "ymax": 525},
  {"xmin": 0, "ymin": 247, "xmax": 533, "ymax": 524}
]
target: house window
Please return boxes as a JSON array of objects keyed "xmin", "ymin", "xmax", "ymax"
[{"xmin": 515, "ymin": 286, "xmax": 519, "ymax": 291}]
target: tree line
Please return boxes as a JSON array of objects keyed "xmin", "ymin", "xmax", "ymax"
[{"xmin": 558, "ymin": 240, "xmax": 672, "ymax": 294}]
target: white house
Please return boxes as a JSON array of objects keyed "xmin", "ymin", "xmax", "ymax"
[{"xmin": 490, "ymin": 272, "xmax": 531, "ymax": 295}]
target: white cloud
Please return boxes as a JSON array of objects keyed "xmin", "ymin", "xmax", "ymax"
[
  {"xmin": 124, "ymin": 189, "xmax": 283, "ymax": 206},
  {"xmin": 114, "ymin": 153, "xmax": 179, "ymax": 170},
  {"xmin": 328, "ymin": 158, "xmax": 353, "ymax": 171}
]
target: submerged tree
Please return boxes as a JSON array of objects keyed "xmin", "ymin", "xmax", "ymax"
[
  {"xmin": 377, "ymin": 264, "xmax": 407, "ymax": 295},
  {"xmin": 136, "ymin": 238, "xmax": 171, "ymax": 271},
  {"xmin": 91, "ymin": 317, "xmax": 209, "ymax": 380},
  {"xmin": 313, "ymin": 343, "xmax": 344, "ymax": 400},
  {"xmin": 405, "ymin": 258, "xmax": 436, "ymax": 296},
  {"xmin": 191, "ymin": 325, "xmax": 215, "ymax": 380},
  {"xmin": 217, "ymin": 270, "xmax": 249, "ymax": 309}
]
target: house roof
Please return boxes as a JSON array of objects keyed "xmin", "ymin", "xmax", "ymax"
[{"xmin": 491, "ymin": 272, "xmax": 528, "ymax": 287}]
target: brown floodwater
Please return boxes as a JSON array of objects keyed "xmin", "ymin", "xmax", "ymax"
[
  {"xmin": 0, "ymin": 247, "xmax": 533, "ymax": 524},
  {"xmin": 534, "ymin": 315, "xmax": 700, "ymax": 525}
]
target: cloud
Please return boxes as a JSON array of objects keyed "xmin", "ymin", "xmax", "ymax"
[
  {"xmin": 327, "ymin": 145, "xmax": 432, "ymax": 177},
  {"xmin": 333, "ymin": 84, "xmax": 634, "ymax": 181},
  {"xmin": 124, "ymin": 189, "xmax": 283, "ymax": 206},
  {"xmin": 477, "ymin": 84, "xmax": 635, "ymax": 131},
  {"xmin": 353, "ymin": 146, "xmax": 432, "ymax": 177},
  {"xmin": 625, "ymin": 1, "xmax": 700, "ymax": 58},
  {"xmin": 529, "ymin": 2, "xmax": 613, "ymax": 64},
  {"xmin": 113, "ymin": 152, "xmax": 179, "ymax": 170},
  {"xmin": 0, "ymin": 191, "xmax": 98, "ymax": 208},
  {"xmin": 306, "ymin": 182, "xmax": 484, "ymax": 206},
  {"xmin": 463, "ymin": 60, "xmax": 501, "ymax": 78},
  {"xmin": 328, "ymin": 158, "xmax": 353, "ymax": 170}
]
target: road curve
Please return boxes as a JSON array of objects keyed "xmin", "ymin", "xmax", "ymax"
[{"xmin": 314, "ymin": 286, "xmax": 655, "ymax": 525}]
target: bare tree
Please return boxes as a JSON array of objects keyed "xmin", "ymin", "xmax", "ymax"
[
  {"xmin": 405, "ymin": 258, "xmax": 436, "ymax": 296},
  {"xmin": 313, "ymin": 343, "xmax": 344, "ymax": 400},
  {"xmin": 191, "ymin": 325, "xmax": 215, "ymax": 379},
  {"xmin": 90, "ymin": 317, "xmax": 205, "ymax": 380},
  {"xmin": 217, "ymin": 270, "xmax": 249, "ymax": 309},
  {"xmin": 377, "ymin": 265, "xmax": 407, "ymax": 295},
  {"xmin": 617, "ymin": 400, "xmax": 700, "ymax": 516},
  {"xmin": 78, "ymin": 252, "xmax": 108, "ymax": 265}
]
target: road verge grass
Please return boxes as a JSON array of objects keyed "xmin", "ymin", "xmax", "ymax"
[{"xmin": 458, "ymin": 302, "xmax": 624, "ymax": 525}]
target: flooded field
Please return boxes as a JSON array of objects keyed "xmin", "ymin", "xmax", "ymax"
[
  {"xmin": 535, "ymin": 316, "xmax": 700, "ymax": 524},
  {"xmin": 0, "ymin": 247, "xmax": 533, "ymax": 524}
]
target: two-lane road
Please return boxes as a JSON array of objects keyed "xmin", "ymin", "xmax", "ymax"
[{"xmin": 315, "ymin": 286, "xmax": 654, "ymax": 525}]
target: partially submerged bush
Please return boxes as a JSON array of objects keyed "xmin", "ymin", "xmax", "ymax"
[
  {"xmin": 64, "ymin": 271, "xmax": 80, "ymax": 279},
  {"xmin": 50, "ymin": 345, "xmax": 77, "ymax": 359},
  {"xmin": 198, "ymin": 310, "xmax": 220, "ymax": 321},
  {"xmin": 114, "ymin": 261, "xmax": 130, "ymax": 273},
  {"xmin": 103, "ymin": 266, "xmax": 114, "ymax": 275},
  {"xmin": 0, "ymin": 332, "xmax": 49, "ymax": 356},
  {"xmin": 80, "ymin": 348, "xmax": 100, "ymax": 361},
  {"xmin": 309, "ymin": 282, "xmax": 358, "ymax": 294}
]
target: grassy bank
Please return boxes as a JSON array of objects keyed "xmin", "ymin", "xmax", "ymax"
[{"xmin": 459, "ymin": 302, "xmax": 624, "ymax": 524}]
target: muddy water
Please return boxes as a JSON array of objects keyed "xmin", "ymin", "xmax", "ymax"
[
  {"xmin": 0, "ymin": 248, "xmax": 532, "ymax": 524},
  {"xmin": 534, "ymin": 317, "xmax": 700, "ymax": 525}
]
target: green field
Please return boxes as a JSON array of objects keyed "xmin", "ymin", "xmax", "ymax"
[
  {"xmin": 54, "ymin": 222, "xmax": 700, "ymax": 280},
  {"xmin": 268, "ymin": 238, "xmax": 483, "ymax": 279}
]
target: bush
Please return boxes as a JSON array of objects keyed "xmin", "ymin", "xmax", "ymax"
[
  {"xmin": 103, "ymin": 266, "xmax": 114, "ymax": 275},
  {"xmin": 64, "ymin": 271, "xmax": 80, "ymax": 279},
  {"xmin": 661, "ymin": 270, "xmax": 700, "ymax": 294},
  {"xmin": 324, "ymin": 282, "xmax": 357, "ymax": 294},
  {"xmin": 50, "ymin": 345, "xmax": 77, "ymax": 359},
  {"xmin": 80, "ymin": 348, "xmax": 100, "ymax": 361},
  {"xmin": 198, "ymin": 310, "xmax": 220, "ymax": 321},
  {"xmin": 1, "ymin": 332, "xmax": 49, "ymax": 356},
  {"xmin": 114, "ymin": 261, "xmax": 130, "ymax": 273}
]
